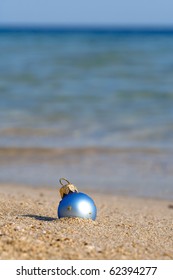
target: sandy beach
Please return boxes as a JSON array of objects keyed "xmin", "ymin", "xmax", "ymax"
[{"xmin": 0, "ymin": 184, "xmax": 173, "ymax": 260}]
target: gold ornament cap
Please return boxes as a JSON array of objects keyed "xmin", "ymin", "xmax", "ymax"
[{"xmin": 59, "ymin": 178, "xmax": 78, "ymax": 199}]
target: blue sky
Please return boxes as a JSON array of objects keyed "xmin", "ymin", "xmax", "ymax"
[{"xmin": 1, "ymin": 0, "xmax": 173, "ymax": 26}]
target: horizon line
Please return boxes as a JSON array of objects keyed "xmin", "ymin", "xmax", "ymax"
[
  {"xmin": 1, "ymin": 24, "xmax": 173, "ymax": 34},
  {"xmin": 1, "ymin": 23, "xmax": 173, "ymax": 28}
]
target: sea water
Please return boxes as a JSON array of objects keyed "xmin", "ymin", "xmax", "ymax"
[{"xmin": 0, "ymin": 28, "xmax": 173, "ymax": 199}]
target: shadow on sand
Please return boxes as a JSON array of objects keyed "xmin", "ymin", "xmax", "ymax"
[{"xmin": 21, "ymin": 214, "xmax": 57, "ymax": 222}]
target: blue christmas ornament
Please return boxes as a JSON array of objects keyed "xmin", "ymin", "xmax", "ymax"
[{"xmin": 58, "ymin": 178, "xmax": 97, "ymax": 220}]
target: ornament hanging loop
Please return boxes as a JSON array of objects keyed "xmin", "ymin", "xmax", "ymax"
[
  {"xmin": 59, "ymin": 178, "xmax": 71, "ymax": 186},
  {"xmin": 59, "ymin": 178, "xmax": 79, "ymax": 199}
]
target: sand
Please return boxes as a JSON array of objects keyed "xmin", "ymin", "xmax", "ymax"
[{"xmin": 0, "ymin": 184, "xmax": 173, "ymax": 260}]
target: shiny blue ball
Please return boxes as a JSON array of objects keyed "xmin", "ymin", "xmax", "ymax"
[{"xmin": 58, "ymin": 192, "xmax": 97, "ymax": 220}]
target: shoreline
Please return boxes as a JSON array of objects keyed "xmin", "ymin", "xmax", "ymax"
[
  {"xmin": 0, "ymin": 184, "xmax": 173, "ymax": 260},
  {"xmin": 0, "ymin": 146, "xmax": 172, "ymax": 201},
  {"xmin": 1, "ymin": 182, "xmax": 172, "ymax": 202}
]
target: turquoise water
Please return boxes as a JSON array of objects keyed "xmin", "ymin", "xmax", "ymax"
[{"xmin": 0, "ymin": 30, "xmax": 173, "ymax": 199}]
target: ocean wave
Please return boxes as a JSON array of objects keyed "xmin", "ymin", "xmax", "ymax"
[{"xmin": 0, "ymin": 146, "xmax": 169, "ymax": 156}]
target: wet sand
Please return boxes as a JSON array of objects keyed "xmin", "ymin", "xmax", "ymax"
[{"xmin": 0, "ymin": 184, "xmax": 173, "ymax": 260}]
